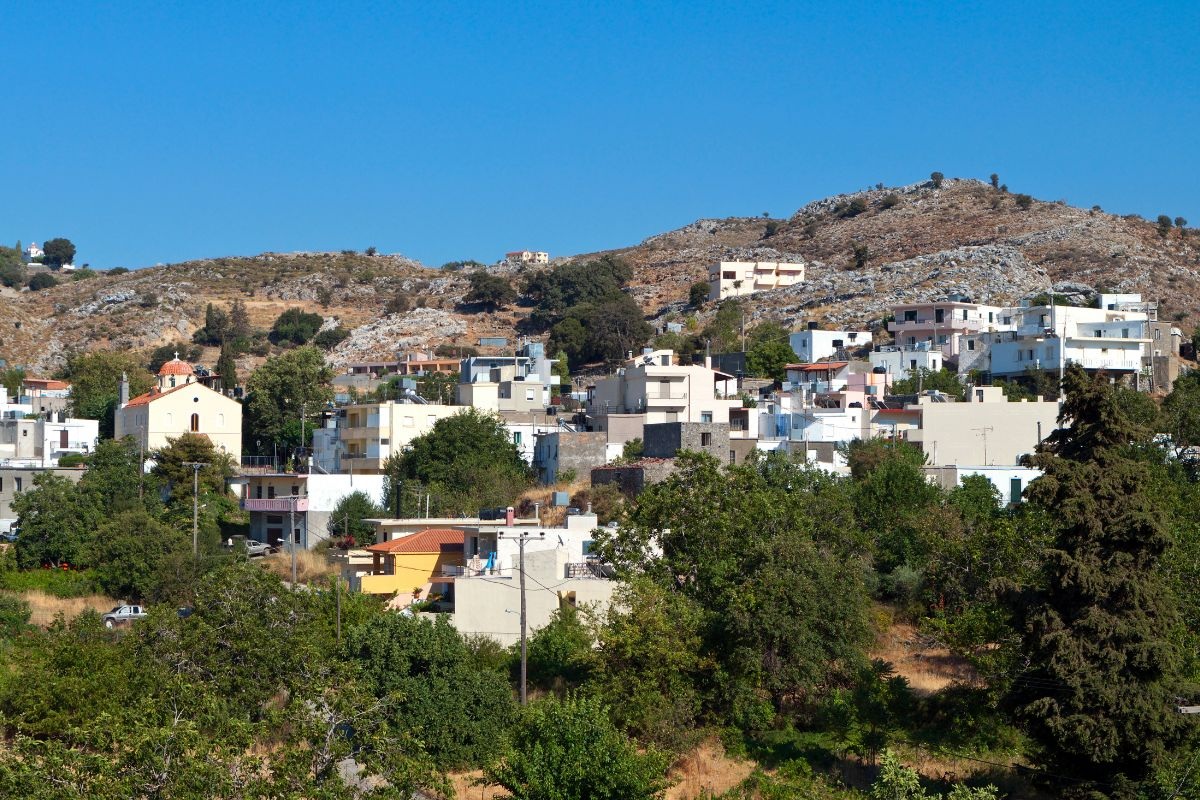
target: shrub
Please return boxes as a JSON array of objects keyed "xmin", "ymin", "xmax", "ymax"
[
  {"xmin": 930, "ymin": 171, "xmax": 945, "ymax": 188},
  {"xmin": 0, "ymin": 568, "xmax": 102, "ymax": 598},
  {"xmin": 385, "ymin": 292, "xmax": 410, "ymax": 314},
  {"xmin": 1158, "ymin": 214, "xmax": 1174, "ymax": 238},
  {"xmin": 838, "ymin": 197, "xmax": 869, "ymax": 218},
  {"xmin": 879, "ymin": 193, "xmax": 901, "ymax": 210},
  {"xmin": 762, "ymin": 220, "xmax": 780, "ymax": 237},
  {"xmin": 989, "ymin": 172, "xmax": 999, "ymax": 189},
  {"xmin": 269, "ymin": 308, "xmax": 323, "ymax": 345},
  {"xmin": 688, "ymin": 280, "xmax": 709, "ymax": 307},
  {"xmin": 106, "ymin": 267, "xmax": 129, "ymax": 276},
  {"xmin": 27, "ymin": 273, "xmax": 58, "ymax": 291},
  {"xmin": 313, "ymin": 326, "xmax": 350, "ymax": 350},
  {"xmin": 1014, "ymin": 193, "xmax": 1034, "ymax": 210}
]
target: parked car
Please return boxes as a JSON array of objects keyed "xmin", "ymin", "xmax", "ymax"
[
  {"xmin": 102, "ymin": 605, "xmax": 147, "ymax": 629},
  {"xmin": 0, "ymin": 531, "xmax": 18, "ymax": 543},
  {"xmin": 244, "ymin": 540, "xmax": 274, "ymax": 557}
]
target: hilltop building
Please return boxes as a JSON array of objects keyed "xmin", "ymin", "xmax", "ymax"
[
  {"xmin": 708, "ymin": 260, "xmax": 804, "ymax": 302},
  {"xmin": 789, "ymin": 324, "xmax": 872, "ymax": 363},
  {"xmin": 505, "ymin": 250, "xmax": 549, "ymax": 265}
]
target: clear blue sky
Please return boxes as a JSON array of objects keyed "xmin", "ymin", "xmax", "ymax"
[{"xmin": 3, "ymin": 1, "xmax": 1197, "ymax": 269}]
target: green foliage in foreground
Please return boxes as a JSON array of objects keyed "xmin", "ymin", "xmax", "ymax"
[{"xmin": 484, "ymin": 694, "xmax": 672, "ymax": 800}]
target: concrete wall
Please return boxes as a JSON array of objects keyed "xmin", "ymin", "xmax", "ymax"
[
  {"xmin": 591, "ymin": 460, "xmax": 676, "ymax": 498},
  {"xmin": 534, "ymin": 431, "xmax": 608, "ymax": 484},
  {"xmin": 451, "ymin": 548, "xmax": 615, "ymax": 646},
  {"xmin": 789, "ymin": 329, "xmax": 872, "ymax": 363},
  {"xmin": 643, "ymin": 422, "xmax": 731, "ymax": 460},
  {"xmin": 904, "ymin": 389, "xmax": 1059, "ymax": 467}
]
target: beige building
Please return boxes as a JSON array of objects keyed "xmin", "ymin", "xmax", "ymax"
[
  {"xmin": 708, "ymin": 260, "xmax": 805, "ymax": 302},
  {"xmin": 505, "ymin": 250, "xmax": 549, "ymax": 264},
  {"xmin": 899, "ymin": 386, "xmax": 1058, "ymax": 466},
  {"xmin": 115, "ymin": 357, "xmax": 243, "ymax": 462},
  {"xmin": 311, "ymin": 400, "xmax": 465, "ymax": 474},
  {"xmin": 586, "ymin": 350, "xmax": 741, "ymax": 447}
]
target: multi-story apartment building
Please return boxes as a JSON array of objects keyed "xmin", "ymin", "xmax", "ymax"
[
  {"xmin": 240, "ymin": 472, "xmax": 387, "ymax": 548},
  {"xmin": 311, "ymin": 400, "xmax": 464, "ymax": 474},
  {"xmin": 887, "ymin": 297, "xmax": 1014, "ymax": 357},
  {"xmin": 759, "ymin": 362, "xmax": 886, "ymax": 448},
  {"xmin": 963, "ymin": 295, "xmax": 1155, "ymax": 380},
  {"xmin": 869, "ymin": 342, "xmax": 946, "ymax": 380},
  {"xmin": 586, "ymin": 350, "xmax": 743, "ymax": 455},
  {"xmin": 19, "ymin": 378, "xmax": 72, "ymax": 417},
  {"xmin": 708, "ymin": 260, "xmax": 805, "ymax": 302},
  {"xmin": 344, "ymin": 351, "xmax": 460, "ymax": 377}
]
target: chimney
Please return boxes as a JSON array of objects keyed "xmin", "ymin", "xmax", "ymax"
[
  {"xmin": 505, "ymin": 506, "xmax": 515, "ymax": 526},
  {"xmin": 119, "ymin": 372, "xmax": 130, "ymax": 407}
]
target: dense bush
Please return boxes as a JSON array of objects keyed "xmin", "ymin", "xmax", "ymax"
[
  {"xmin": 27, "ymin": 273, "xmax": 58, "ymax": 291},
  {"xmin": 269, "ymin": 307, "xmax": 324, "ymax": 345}
]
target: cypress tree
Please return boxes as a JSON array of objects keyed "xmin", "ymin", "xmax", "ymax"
[
  {"xmin": 215, "ymin": 345, "xmax": 237, "ymax": 394},
  {"xmin": 1007, "ymin": 366, "xmax": 1190, "ymax": 795}
]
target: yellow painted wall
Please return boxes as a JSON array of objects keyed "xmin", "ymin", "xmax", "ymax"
[{"xmin": 359, "ymin": 550, "xmax": 462, "ymax": 595}]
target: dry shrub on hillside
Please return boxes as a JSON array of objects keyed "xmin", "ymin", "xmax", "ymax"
[
  {"xmin": 14, "ymin": 590, "xmax": 117, "ymax": 628},
  {"xmin": 259, "ymin": 550, "xmax": 338, "ymax": 584}
]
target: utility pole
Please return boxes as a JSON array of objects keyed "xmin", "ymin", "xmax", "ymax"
[
  {"xmin": 499, "ymin": 528, "xmax": 546, "ymax": 705},
  {"xmin": 182, "ymin": 462, "xmax": 209, "ymax": 557},
  {"xmin": 972, "ymin": 426, "xmax": 995, "ymax": 465},
  {"xmin": 288, "ymin": 494, "xmax": 298, "ymax": 586}
]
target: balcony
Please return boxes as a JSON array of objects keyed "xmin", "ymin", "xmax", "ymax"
[{"xmin": 243, "ymin": 497, "xmax": 309, "ymax": 512}]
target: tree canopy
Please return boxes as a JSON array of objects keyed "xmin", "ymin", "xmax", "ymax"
[
  {"xmin": 243, "ymin": 346, "xmax": 334, "ymax": 452},
  {"xmin": 64, "ymin": 351, "xmax": 155, "ymax": 438},
  {"xmin": 41, "ymin": 237, "xmax": 76, "ymax": 269}
]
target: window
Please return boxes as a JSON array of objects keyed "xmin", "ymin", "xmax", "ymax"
[
  {"xmin": 0, "ymin": 478, "xmax": 3, "ymax": 493},
  {"xmin": 1155, "ymin": 329, "xmax": 1162, "ymax": 340},
  {"xmin": 722, "ymin": 271, "xmax": 735, "ymax": 280},
  {"xmin": 903, "ymin": 310, "xmax": 917, "ymax": 322},
  {"xmin": 14, "ymin": 478, "xmax": 21, "ymax": 492},
  {"xmin": 268, "ymin": 485, "xmax": 276, "ymax": 499},
  {"xmin": 525, "ymin": 388, "xmax": 535, "ymax": 401},
  {"xmin": 1094, "ymin": 329, "xmax": 1103, "ymax": 338},
  {"xmin": 255, "ymin": 485, "xmax": 263, "ymax": 499},
  {"xmin": 907, "ymin": 336, "xmax": 916, "ymax": 346},
  {"xmin": 700, "ymin": 411, "xmax": 712, "ymax": 423},
  {"xmin": 1003, "ymin": 316, "xmax": 1012, "ymax": 325},
  {"xmin": 1010, "ymin": 477, "xmax": 1023, "ymax": 504},
  {"xmin": 909, "ymin": 359, "xmax": 917, "ymax": 369},
  {"xmin": 379, "ymin": 438, "xmax": 389, "ymax": 445},
  {"xmin": 291, "ymin": 485, "xmax": 300, "ymax": 496},
  {"xmin": 700, "ymin": 432, "xmax": 712, "ymax": 446},
  {"xmin": 266, "ymin": 515, "xmax": 283, "ymax": 524},
  {"xmin": 729, "ymin": 449, "xmax": 736, "ymax": 464},
  {"xmin": 190, "ymin": 413, "xmax": 199, "ymax": 432},
  {"xmin": 60, "ymin": 429, "xmax": 68, "ymax": 448},
  {"xmin": 513, "ymin": 431, "xmax": 522, "ymax": 445},
  {"xmin": 967, "ymin": 340, "xmax": 976, "ymax": 351},
  {"xmin": 962, "ymin": 309, "xmax": 969, "ymax": 320},
  {"xmin": 1121, "ymin": 328, "xmax": 1129, "ymax": 339},
  {"xmin": 988, "ymin": 312, "xmax": 994, "ymax": 323},
  {"xmin": 934, "ymin": 308, "xmax": 945, "ymax": 323},
  {"xmin": 937, "ymin": 334, "xmax": 948, "ymax": 345},
  {"xmin": 1017, "ymin": 350, "xmax": 1024, "ymax": 362}
]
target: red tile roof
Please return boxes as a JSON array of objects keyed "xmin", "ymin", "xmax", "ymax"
[
  {"xmin": 122, "ymin": 383, "xmax": 192, "ymax": 408},
  {"xmin": 366, "ymin": 528, "xmax": 465, "ymax": 555},
  {"xmin": 22, "ymin": 378, "xmax": 71, "ymax": 390},
  {"xmin": 158, "ymin": 358, "xmax": 195, "ymax": 376}
]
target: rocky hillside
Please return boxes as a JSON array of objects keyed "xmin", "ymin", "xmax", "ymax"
[{"xmin": 3, "ymin": 177, "xmax": 1197, "ymax": 376}]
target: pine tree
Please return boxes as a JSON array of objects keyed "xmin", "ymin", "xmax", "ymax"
[
  {"xmin": 215, "ymin": 345, "xmax": 237, "ymax": 394},
  {"xmin": 1007, "ymin": 365, "xmax": 1189, "ymax": 794}
]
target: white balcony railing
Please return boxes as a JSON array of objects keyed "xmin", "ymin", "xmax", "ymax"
[{"xmin": 243, "ymin": 497, "xmax": 309, "ymax": 512}]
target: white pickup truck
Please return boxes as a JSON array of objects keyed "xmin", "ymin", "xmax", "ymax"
[{"xmin": 102, "ymin": 605, "xmax": 147, "ymax": 628}]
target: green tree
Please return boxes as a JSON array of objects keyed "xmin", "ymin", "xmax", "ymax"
[
  {"xmin": 0, "ymin": 367, "xmax": 25, "ymax": 399},
  {"xmin": 214, "ymin": 343, "xmax": 237, "ymax": 391},
  {"xmin": 929, "ymin": 171, "xmax": 944, "ymax": 189},
  {"xmin": 64, "ymin": 351, "xmax": 155, "ymax": 438},
  {"xmin": 312, "ymin": 325, "xmax": 349, "ymax": 350},
  {"xmin": 688, "ymin": 280, "xmax": 710, "ymax": 307},
  {"xmin": 702, "ymin": 298, "xmax": 743, "ymax": 353},
  {"xmin": 593, "ymin": 579, "xmax": 707, "ymax": 746},
  {"xmin": 26, "ymin": 272, "xmax": 57, "ymax": 291},
  {"xmin": 0, "ymin": 246, "xmax": 27, "ymax": 287},
  {"xmin": 243, "ymin": 346, "xmax": 334, "ymax": 450},
  {"xmin": 398, "ymin": 408, "xmax": 531, "ymax": 514},
  {"xmin": 1157, "ymin": 214, "xmax": 1174, "ymax": 238},
  {"xmin": 1014, "ymin": 193, "xmax": 1034, "ymax": 210},
  {"xmin": 849, "ymin": 439, "xmax": 941, "ymax": 572},
  {"xmin": 269, "ymin": 307, "xmax": 324, "ymax": 346},
  {"xmin": 525, "ymin": 606, "xmax": 596, "ymax": 692},
  {"xmin": 889, "ymin": 367, "xmax": 964, "ymax": 399},
  {"xmin": 346, "ymin": 613, "xmax": 516, "ymax": 768},
  {"xmin": 92, "ymin": 510, "xmax": 189, "ymax": 601},
  {"xmin": 328, "ymin": 490, "xmax": 382, "ymax": 546},
  {"xmin": 483, "ymin": 694, "xmax": 671, "ymax": 800},
  {"xmin": 852, "ymin": 242, "xmax": 871, "ymax": 269},
  {"xmin": 1006, "ymin": 365, "xmax": 1190, "ymax": 792},
  {"xmin": 989, "ymin": 173, "xmax": 999, "ymax": 189},
  {"xmin": 78, "ymin": 436, "xmax": 161, "ymax": 515},
  {"xmin": 551, "ymin": 350, "xmax": 571, "ymax": 394},
  {"xmin": 12, "ymin": 473, "xmax": 101, "ymax": 568},
  {"xmin": 597, "ymin": 453, "xmax": 872, "ymax": 726},
  {"xmin": 464, "ymin": 270, "xmax": 517, "ymax": 310},
  {"xmin": 41, "ymin": 238, "xmax": 76, "ymax": 269},
  {"xmin": 150, "ymin": 433, "xmax": 238, "ymax": 547},
  {"xmin": 745, "ymin": 322, "xmax": 795, "ymax": 380}
]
